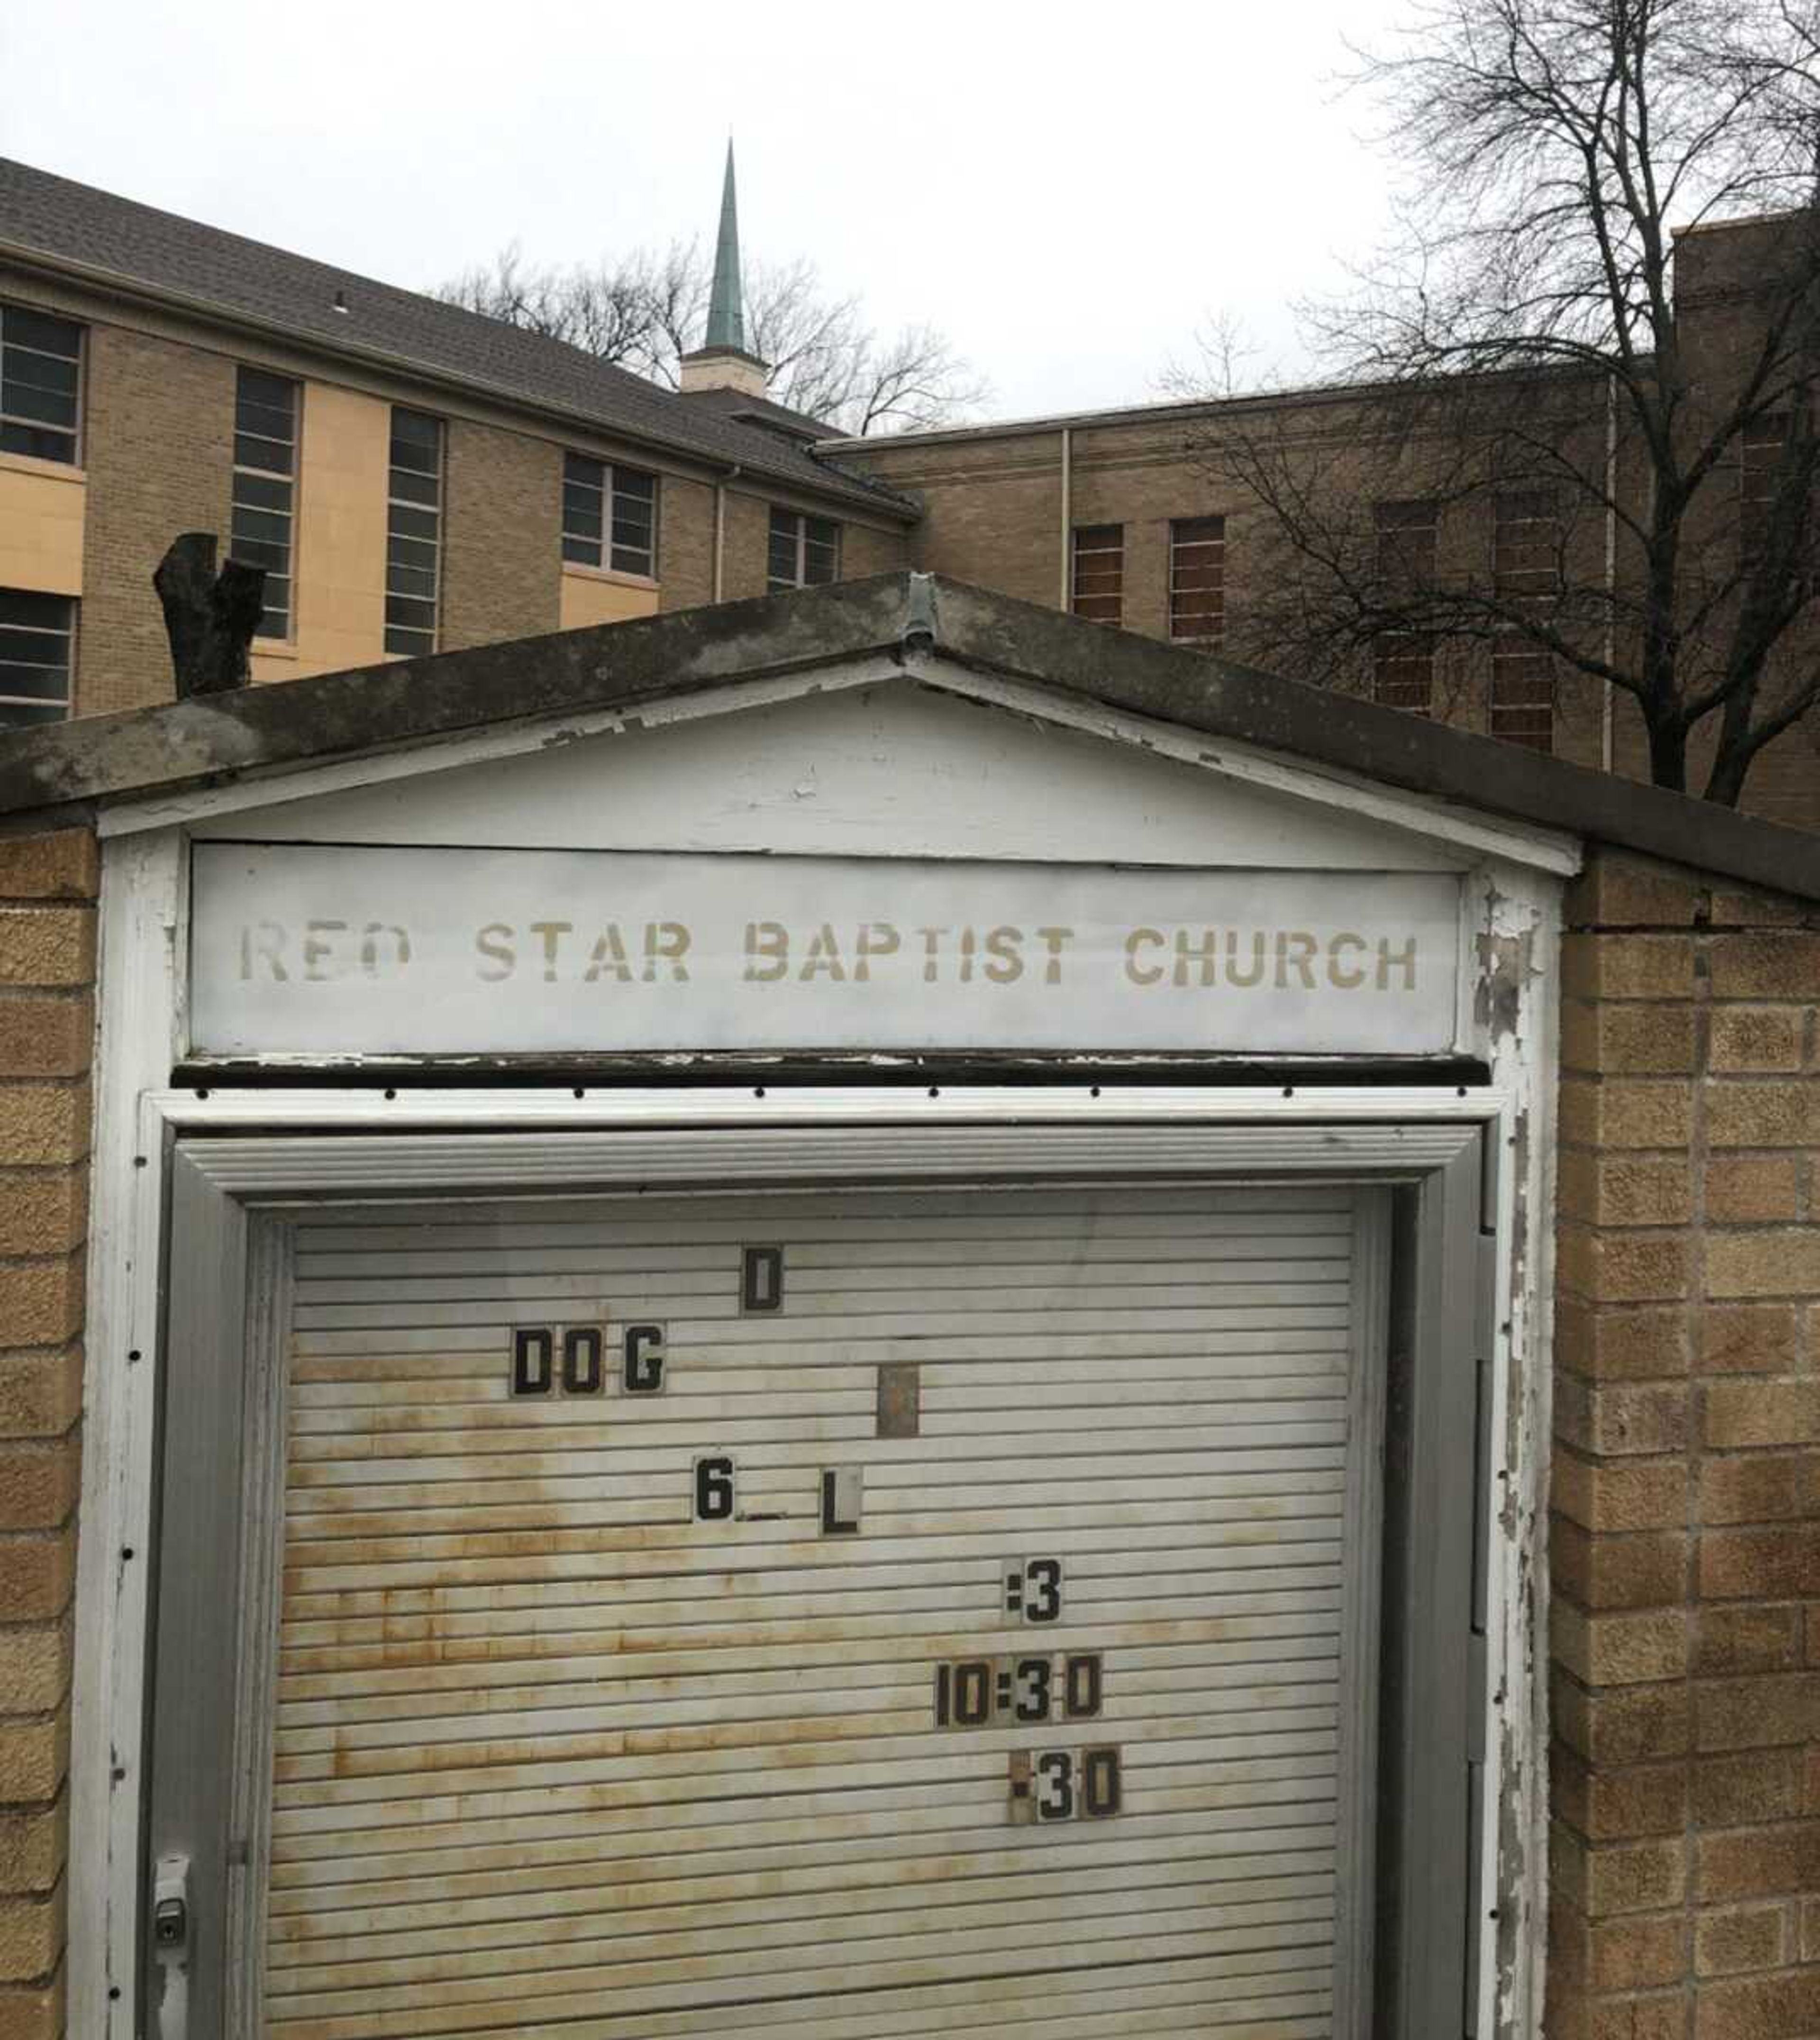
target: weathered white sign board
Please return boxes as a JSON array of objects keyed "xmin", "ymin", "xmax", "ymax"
[{"xmin": 188, "ymin": 844, "xmax": 1462, "ymax": 1057}]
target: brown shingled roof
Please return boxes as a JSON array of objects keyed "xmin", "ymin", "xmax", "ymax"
[{"xmin": 0, "ymin": 158, "xmax": 915, "ymax": 520}]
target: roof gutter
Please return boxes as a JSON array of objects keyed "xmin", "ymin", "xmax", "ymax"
[{"xmin": 0, "ymin": 235, "xmax": 918, "ymax": 523}]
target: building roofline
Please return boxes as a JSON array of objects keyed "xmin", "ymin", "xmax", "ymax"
[
  {"xmin": 819, "ymin": 361, "xmax": 1614, "ymax": 456},
  {"xmin": 0, "ymin": 574, "xmax": 1814, "ymax": 904},
  {"xmin": 0, "ymin": 191, "xmax": 918, "ymax": 523}
]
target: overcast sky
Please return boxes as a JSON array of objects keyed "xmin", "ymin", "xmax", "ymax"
[{"xmin": 3, "ymin": 0, "xmax": 1413, "ymax": 422}]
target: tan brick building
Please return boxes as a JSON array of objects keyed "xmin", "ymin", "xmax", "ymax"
[
  {"xmin": 0, "ymin": 160, "xmax": 916, "ymax": 721},
  {"xmin": 1, "ymin": 158, "xmax": 1815, "ymax": 828},
  {"xmin": 0, "ymin": 576, "xmax": 1815, "ymax": 2038}
]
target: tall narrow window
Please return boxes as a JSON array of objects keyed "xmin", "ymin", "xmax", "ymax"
[
  {"xmin": 1374, "ymin": 501, "xmax": 1438, "ymax": 714},
  {"xmin": 562, "ymin": 455, "xmax": 658, "ymax": 576},
  {"xmin": 0, "ymin": 304, "xmax": 82, "ymax": 464},
  {"xmin": 1168, "ymin": 517, "xmax": 1225, "ymax": 641},
  {"xmin": 230, "ymin": 368, "xmax": 298, "ymax": 641},
  {"xmin": 1491, "ymin": 490, "xmax": 1558, "ymax": 752},
  {"xmin": 1740, "ymin": 413, "xmax": 1789, "ymax": 558},
  {"xmin": 385, "ymin": 409, "xmax": 443, "ymax": 657},
  {"xmin": 1071, "ymin": 524, "xmax": 1123, "ymax": 626},
  {"xmin": 767, "ymin": 508, "xmax": 839, "ymax": 591},
  {"xmin": 0, "ymin": 590, "xmax": 74, "ymax": 727}
]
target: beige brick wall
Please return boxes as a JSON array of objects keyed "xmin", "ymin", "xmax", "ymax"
[
  {"xmin": 657, "ymin": 475, "xmax": 717, "ymax": 612},
  {"xmin": 1549, "ymin": 848, "xmax": 1820, "ymax": 2038},
  {"xmin": 715, "ymin": 492, "xmax": 907, "ymax": 602},
  {"xmin": 0, "ymin": 829, "xmax": 95, "ymax": 2040},
  {"xmin": 78, "ymin": 327, "xmax": 235, "ymax": 718},
  {"xmin": 440, "ymin": 420, "xmax": 561, "ymax": 651}
]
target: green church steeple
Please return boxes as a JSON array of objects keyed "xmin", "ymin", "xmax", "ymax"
[{"xmin": 704, "ymin": 141, "xmax": 746, "ymax": 354}]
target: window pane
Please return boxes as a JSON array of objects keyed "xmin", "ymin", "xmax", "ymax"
[
  {"xmin": 386, "ymin": 410, "xmax": 441, "ymax": 655},
  {"xmin": 391, "ymin": 409, "xmax": 441, "ymax": 465},
  {"xmin": 233, "ymin": 470, "xmax": 292, "ymax": 514},
  {"xmin": 0, "ymin": 421, "xmax": 76, "ymax": 462},
  {"xmin": 0, "ymin": 307, "xmax": 81, "ymax": 360},
  {"xmin": 767, "ymin": 511, "xmax": 800, "ymax": 589},
  {"xmin": 0, "ymin": 697, "xmax": 67, "ymax": 728},
  {"xmin": 0, "ymin": 589, "xmax": 72, "ymax": 629},
  {"xmin": 0, "ymin": 626, "xmax": 73, "ymax": 672},
  {"xmin": 0, "ymin": 379, "xmax": 76, "ymax": 428},
  {"xmin": 0, "ymin": 588, "xmax": 72, "ymax": 724},
  {"xmin": 562, "ymin": 494, "xmax": 603, "ymax": 542},
  {"xmin": 564, "ymin": 451, "xmax": 604, "ymax": 494},
  {"xmin": 230, "ymin": 505, "xmax": 291, "ymax": 549},
  {"xmin": 237, "ymin": 367, "xmax": 293, "ymax": 412},
  {"xmin": 234, "ymin": 431, "xmax": 294, "ymax": 477},
  {"xmin": 3, "ymin": 346, "xmax": 80, "ymax": 401},
  {"xmin": 0, "ymin": 307, "xmax": 82, "ymax": 468},
  {"xmin": 227, "ymin": 534, "xmax": 290, "ymax": 574},
  {"xmin": 389, "ymin": 465, "xmax": 439, "ymax": 507},
  {"xmin": 802, "ymin": 516, "xmax": 838, "ymax": 585},
  {"xmin": 386, "ymin": 595, "xmax": 438, "ymax": 632},
  {"xmin": 387, "ymin": 534, "xmax": 439, "ymax": 574},
  {"xmin": 389, "ymin": 503, "xmax": 439, "ymax": 542}
]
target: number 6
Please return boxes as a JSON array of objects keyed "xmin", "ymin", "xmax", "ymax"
[{"xmin": 692, "ymin": 1455, "xmax": 736, "ymax": 1521}]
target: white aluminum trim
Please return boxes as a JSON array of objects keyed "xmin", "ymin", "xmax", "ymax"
[
  {"xmin": 152, "ymin": 1084, "xmax": 1510, "ymax": 1133},
  {"xmin": 70, "ymin": 828, "xmax": 185, "ymax": 2040},
  {"xmin": 95, "ymin": 660, "xmax": 910, "ymax": 838},
  {"xmin": 96, "ymin": 650, "xmax": 1582, "ymax": 883}
]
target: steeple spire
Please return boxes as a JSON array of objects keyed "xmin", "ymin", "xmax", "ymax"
[
  {"xmin": 678, "ymin": 139, "xmax": 769, "ymax": 401},
  {"xmin": 704, "ymin": 140, "xmax": 746, "ymax": 353}
]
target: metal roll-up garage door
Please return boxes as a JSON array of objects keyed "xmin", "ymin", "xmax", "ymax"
[{"xmin": 260, "ymin": 1183, "xmax": 1384, "ymax": 2040}]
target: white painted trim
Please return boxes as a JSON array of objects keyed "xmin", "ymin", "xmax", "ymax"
[
  {"xmin": 75, "ymin": 1077, "xmax": 1544, "ymax": 2039},
  {"xmin": 146, "ymin": 1083, "xmax": 1509, "ymax": 1131},
  {"xmin": 96, "ymin": 648, "xmax": 1582, "ymax": 881},
  {"xmin": 69, "ymin": 828, "xmax": 184, "ymax": 2040},
  {"xmin": 93, "ymin": 658, "xmax": 910, "ymax": 838},
  {"xmin": 933, "ymin": 668, "xmax": 1583, "ymax": 878},
  {"xmin": 1477, "ymin": 857, "xmax": 1560, "ymax": 2040}
]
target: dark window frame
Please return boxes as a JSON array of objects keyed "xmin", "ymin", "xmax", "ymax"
[
  {"xmin": 562, "ymin": 453, "xmax": 659, "ymax": 578},
  {"xmin": 766, "ymin": 507, "xmax": 841, "ymax": 592},
  {"xmin": 0, "ymin": 587, "xmax": 75, "ymax": 728},
  {"xmin": 1070, "ymin": 523, "xmax": 1124, "ymax": 627},
  {"xmin": 1490, "ymin": 491, "xmax": 1560, "ymax": 754},
  {"xmin": 1373, "ymin": 501, "xmax": 1439, "ymax": 717},
  {"xmin": 229, "ymin": 367, "xmax": 300, "ymax": 643},
  {"xmin": 0, "ymin": 302, "xmax": 84, "ymax": 467},
  {"xmin": 1167, "ymin": 515, "xmax": 1225, "ymax": 642},
  {"xmin": 385, "ymin": 408, "xmax": 444, "ymax": 659}
]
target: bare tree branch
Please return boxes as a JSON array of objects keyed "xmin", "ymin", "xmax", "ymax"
[
  {"xmin": 1192, "ymin": 0, "xmax": 1820, "ymax": 805},
  {"xmin": 437, "ymin": 243, "xmax": 986, "ymax": 435}
]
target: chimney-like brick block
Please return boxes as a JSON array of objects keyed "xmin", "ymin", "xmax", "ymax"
[{"xmin": 1549, "ymin": 848, "xmax": 1820, "ymax": 2037}]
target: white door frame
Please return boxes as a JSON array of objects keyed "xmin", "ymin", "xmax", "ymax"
[{"xmin": 73, "ymin": 1077, "xmax": 1547, "ymax": 2040}]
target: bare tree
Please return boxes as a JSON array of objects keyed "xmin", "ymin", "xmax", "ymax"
[
  {"xmin": 1195, "ymin": 0, "xmax": 1820, "ymax": 805},
  {"xmin": 437, "ymin": 242, "xmax": 986, "ymax": 436}
]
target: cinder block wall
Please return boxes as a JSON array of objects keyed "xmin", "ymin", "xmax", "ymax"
[
  {"xmin": 1549, "ymin": 849, "xmax": 1820, "ymax": 2036},
  {"xmin": 0, "ymin": 829, "xmax": 95, "ymax": 2040}
]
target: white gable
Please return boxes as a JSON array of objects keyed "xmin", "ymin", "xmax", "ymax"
[{"xmin": 187, "ymin": 677, "xmax": 1472, "ymax": 871}]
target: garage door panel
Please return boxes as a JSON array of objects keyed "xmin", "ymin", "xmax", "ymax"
[
  {"xmin": 272, "ymin": 1823, "xmax": 1342, "ymax": 1941},
  {"xmin": 282, "ymin": 1482, "xmax": 1346, "ymax": 1544},
  {"xmin": 254, "ymin": 1185, "xmax": 1380, "ymax": 2037},
  {"xmin": 267, "ymin": 1907, "xmax": 1341, "ymax": 2039},
  {"xmin": 274, "ymin": 1635, "xmax": 1342, "ymax": 1732},
  {"xmin": 263, "ymin": 1787, "xmax": 1347, "ymax": 1893},
  {"xmin": 271, "ymin": 1861, "xmax": 1341, "ymax": 1985}
]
